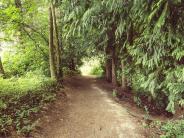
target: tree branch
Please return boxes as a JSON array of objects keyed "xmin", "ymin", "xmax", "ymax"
[
  {"xmin": 22, "ymin": 27, "xmax": 48, "ymax": 60},
  {"xmin": 21, "ymin": 23, "xmax": 49, "ymax": 45}
]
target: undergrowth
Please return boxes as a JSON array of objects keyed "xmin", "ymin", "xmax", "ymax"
[
  {"xmin": 0, "ymin": 72, "xmax": 57, "ymax": 136},
  {"xmin": 149, "ymin": 119, "xmax": 184, "ymax": 138},
  {"xmin": 160, "ymin": 119, "xmax": 184, "ymax": 138}
]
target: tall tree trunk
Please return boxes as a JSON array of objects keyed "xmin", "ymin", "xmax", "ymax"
[
  {"xmin": 51, "ymin": 3, "xmax": 62, "ymax": 80},
  {"xmin": 107, "ymin": 24, "xmax": 117, "ymax": 86},
  {"xmin": 0, "ymin": 57, "xmax": 5, "ymax": 77},
  {"xmin": 111, "ymin": 45, "xmax": 118, "ymax": 86},
  {"xmin": 49, "ymin": 7, "xmax": 57, "ymax": 80},
  {"xmin": 58, "ymin": 10, "xmax": 63, "ymax": 78},
  {"xmin": 105, "ymin": 45, "xmax": 112, "ymax": 82}
]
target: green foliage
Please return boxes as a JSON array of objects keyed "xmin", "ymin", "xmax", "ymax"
[
  {"xmin": 0, "ymin": 71, "xmax": 55, "ymax": 99},
  {"xmin": 90, "ymin": 66, "xmax": 103, "ymax": 76},
  {"xmin": 133, "ymin": 96, "xmax": 142, "ymax": 107},
  {"xmin": 160, "ymin": 120, "xmax": 184, "ymax": 138},
  {"xmin": 3, "ymin": 44, "xmax": 49, "ymax": 77},
  {"xmin": 60, "ymin": 0, "xmax": 184, "ymax": 113},
  {"xmin": 0, "ymin": 0, "xmax": 49, "ymax": 77},
  {"xmin": 0, "ymin": 72, "xmax": 56, "ymax": 136}
]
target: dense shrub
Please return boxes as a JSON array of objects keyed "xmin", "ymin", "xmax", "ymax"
[{"xmin": 3, "ymin": 46, "xmax": 49, "ymax": 77}]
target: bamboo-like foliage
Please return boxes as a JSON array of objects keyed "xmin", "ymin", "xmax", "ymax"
[
  {"xmin": 60, "ymin": 0, "xmax": 184, "ymax": 113},
  {"xmin": 0, "ymin": 0, "xmax": 183, "ymax": 113}
]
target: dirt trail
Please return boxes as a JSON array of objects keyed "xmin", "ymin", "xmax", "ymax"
[{"xmin": 34, "ymin": 76, "xmax": 146, "ymax": 138}]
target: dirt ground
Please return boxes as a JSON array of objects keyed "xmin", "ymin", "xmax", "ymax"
[{"xmin": 32, "ymin": 76, "xmax": 148, "ymax": 138}]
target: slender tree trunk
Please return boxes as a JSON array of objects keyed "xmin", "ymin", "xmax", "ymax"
[
  {"xmin": 51, "ymin": 3, "xmax": 62, "ymax": 80},
  {"xmin": 51, "ymin": 4, "xmax": 62, "ymax": 80},
  {"xmin": 70, "ymin": 58, "xmax": 76, "ymax": 71},
  {"xmin": 49, "ymin": 7, "xmax": 57, "ymax": 80},
  {"xmin": 121, "ymin": 61, "xmax": 127, "ymax": 89},
  {"xmin": 14, "ymin": 0, "xmax": 23, "ymax": 44},
  {"xmin": 105, "ymin": 45, "xmax": 112, "ymax": 82},
  {"xmin": 107, "ymin": 24, "xmax": 117, "ymax": 86},
  {"xmin": 111, "ymin": 45, "xmax": 118, "ymax": 86},
  {"xmin": 0, "ymin": 57, "xmax": 4, "ymax": 77},
  {"xmin": 58, "ymin": 10, "xmax": 63, "ymax": 78}
]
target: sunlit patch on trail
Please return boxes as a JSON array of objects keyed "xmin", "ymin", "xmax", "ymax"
[
  {"xmin": 91, "ymin": 83, "xmax": 143, "ymax": 138},
  {"xmin": 91, "ymin": 84, "xmax": 107, "ymax": 96}
]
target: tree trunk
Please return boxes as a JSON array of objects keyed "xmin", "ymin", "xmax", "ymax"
[
  {"xmin": 121, "ymin": 61, "xmax": 127, "ymax": 89},
  {"xmin": 14, "ymin": 0, "xmax": 23, "ymax": 44},
  {"xmin": 0, "ymin": 57, "xmax": 5, "ymax": 77},
  {"xmin": 105, "ymin": 45, "xmax": 112, "ymax": 82},
  {"xmin": 51, "ymin": 3, "xmax": 62, "ymax": 80},
  {"xmin": 107, "ymin": 24, "xmax": 117, "ymax": 86},
  {"xmin": 49, "ymin": 7, "xmax": 57, "ymax": 80},
  {"xmin": 69, "ymin": 58, "xmax": 76, "ymax": 71},
  {"xmin": 58, "ymin": 10, "xmax": 63, "ymax": 78},
  {"xmin": 111, "ymin": 45, "xmax": 118, "ymax": 86}
]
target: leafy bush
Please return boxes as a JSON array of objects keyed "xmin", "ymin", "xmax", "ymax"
[
  {"xmin": 3, "ymin": 45, "xmax": 49, "ymax": 77},
  {"xmin": 0, "ymin": 72, "xmax": 57, "ymax": 136},
  {"xmin": 160, "ymin": 120, "xmax": 184, "ymax": 138}
]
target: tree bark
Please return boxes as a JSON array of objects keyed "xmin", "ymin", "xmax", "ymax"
[
  {"xmin": 0, "ymin": 57, "xmax": 5, "ymax": 77},
  {"xmin": 111, "ymin": 45, "xmax": 118, "ymax": 86},
  {"xmin": 105, "ymin": 45, "xmax": 112, "ymax": 82},
  {"xmin": 69, "ymin": 58, "xmax": 76, "ymax": 71},
  {"xmin": 51, "ymin": 3, "xmax": 62, "ymax": 80},
  {"xmin": 121, "ymin": 61, "xmax": 127, "ymax": 89},
  {"xmin": 107, "ymin": 24, "xmax": 117, "ymax": 86},
  {"xmin": 14, "ymin": 0, "xmax": 23, "ymax": 44},
  {"xmin": 49, "ymin": 7, "xmax": 57, "ymax": 80}
]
